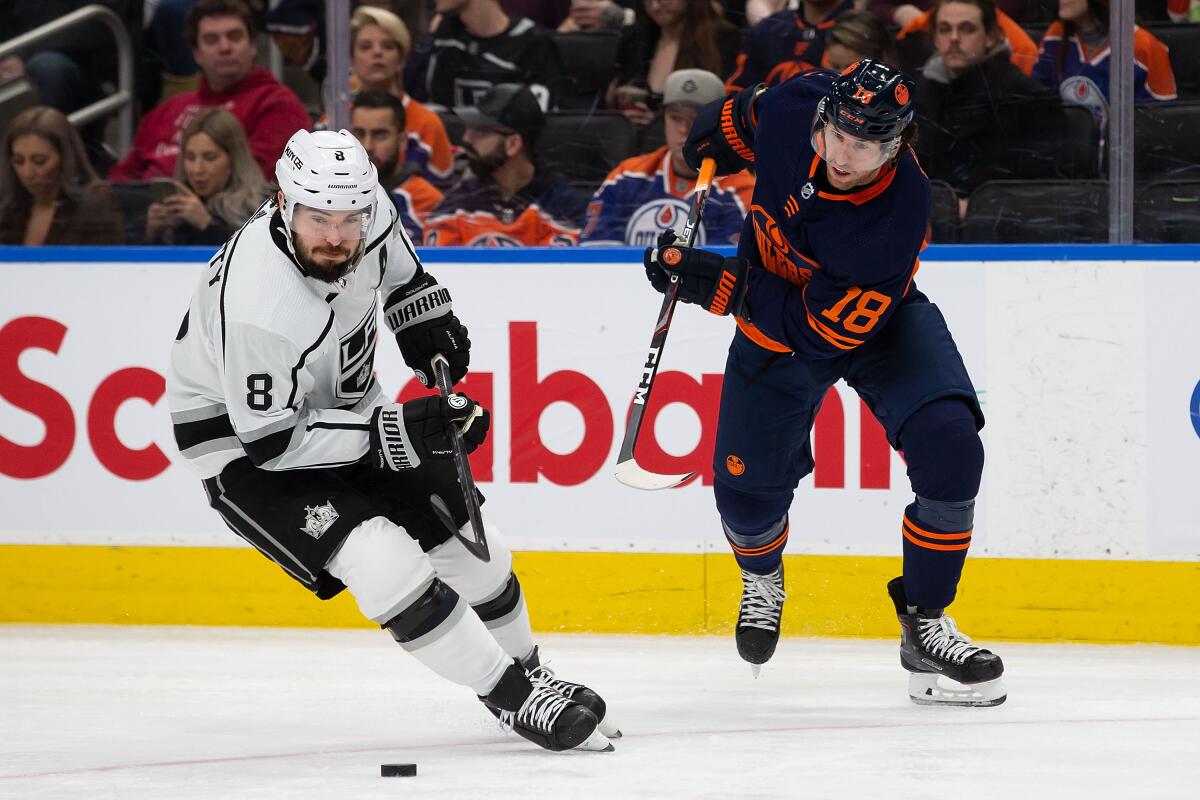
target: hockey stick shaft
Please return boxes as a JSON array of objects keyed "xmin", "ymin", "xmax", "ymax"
[
  {"xmin": 614, "ymin": 158, "xmax": 717, "ymax": 474},
  {"xmin": 432, "ymin": 354, "xmax": 490, "ymax": 562}
]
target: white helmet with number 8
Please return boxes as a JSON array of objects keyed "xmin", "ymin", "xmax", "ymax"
[{"xmin": 275, "ymin": 129, "xmax": 379, "ymax": 274}]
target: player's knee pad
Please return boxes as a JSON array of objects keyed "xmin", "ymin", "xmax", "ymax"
[
  {"xmin": 381, "ymin": 578, "xmax": 462, "ymax": 646},
  {"xmin": 425, "ymin": 520, "xmax": 513, "ymax": 605},
  {"xmin": 470, "ymin": 572, "xmax": 525, "ymax": 629},
  {"xmin": 900, "ymin": 398, "xmax": 984, "ymax": 501},
  {"xmin": 714, "ymin": 481, "xmax": 792, "ymax": 536},
  {"xmin": 324, "ymin": 515, "xmax": 437, "ymax": 624}
]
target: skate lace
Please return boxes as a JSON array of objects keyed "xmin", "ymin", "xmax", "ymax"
[
  {"xmin": 527, "ymin": 664, "xmax": 578, "ymax": 699},
  {"xmin": 917, "ymin": 615, "xmax": 981, "ymax": 665},
  {"xmin": 739, "ymin": 569, "xmax": 787, "ymax": 632},
  {"xmin": 505, "ymin": 686, "xmax": 570, "ymax": 734}
]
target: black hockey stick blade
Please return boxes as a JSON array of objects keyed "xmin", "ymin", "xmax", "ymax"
[
  {"xmin": 432, "ymin": 354, "xmax": 490, "ymax": 562},
  {"xmin": 613, "ymin": 158, "xmax": 715, "ymax": 491}
]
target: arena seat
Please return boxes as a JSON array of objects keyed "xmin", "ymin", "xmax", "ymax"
[
  {"xmin": 539, "ymin": 111, "xmax": 638, "ymax": 195},
  {"xmin": 929, "ymin": 180, "xmax": 961, "ymax": 243},
  {"xmin": 961, "ymin": 179, "xmax": 1108, "ymax": 242},
  {"xmin": 551, "ymin": 31, "xmax": 622, "ymax": 111},
  {"xmin": 1135, "ymin": 101, "xmax": 1200, "ymax": 181},
  {"xmin": 1135, "ymin": 180, "xmax": 1200, "ymax": 242}
]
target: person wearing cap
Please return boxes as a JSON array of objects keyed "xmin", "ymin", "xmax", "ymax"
[
  {"xmin": 351, "ymin": 91, "xmax": 445, "ymax": 245},
  {"xmin": 641, "ymin": 61, "xmax": 1006, "ymax": 707},
  {"xmin": 580, "ymin": 69, "xmax": 754, "ymax": 246},
  {"xmin": 423, "ymin": 84, "xmax": 588, "ymax": 247}
]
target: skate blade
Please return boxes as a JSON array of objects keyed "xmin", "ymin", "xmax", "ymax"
[
  {"xmin": 574, "ymin": 729, "xmax": 615, "ymax": 752},
  {"xmin": 907, "ymin": 673, "xmax": 1007, "ymax": 707},
  {"xmin": 750, "ymin": 664, "xmax": 762, "ymax": 679},
  {"xmin": 598, "ymin": 716, "xmax": 622, "ymax": 739}
]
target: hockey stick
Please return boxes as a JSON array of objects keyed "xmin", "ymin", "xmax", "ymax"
[
  {"xmin": 431, "ymin": 353, "xmax": 490, "ymax": 562},
  {"xmin": 614, "ymin": 157, "xmax": 717, "ymax": 491}
]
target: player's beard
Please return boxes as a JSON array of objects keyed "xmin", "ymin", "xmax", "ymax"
[{"xmin": 294, "ymin": 237, "xmax": 362, "ymax": 282}]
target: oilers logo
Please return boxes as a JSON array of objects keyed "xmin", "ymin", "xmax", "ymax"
[
  {"xmin": 625, "ymin": 198, "xmax": 707, "ymax": 247},
  {"xmin": 466, "ymin": 232, "xmax": 523, "ymax": 247}
]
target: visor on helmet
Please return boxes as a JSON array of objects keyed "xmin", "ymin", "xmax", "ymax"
[
  {"xmin": 287, "ymin": 202, "xmax": 373, "ymax": 243},
  {"xmin": 810, "ymin": 99, "xmax": 900, "ymax": 173}
]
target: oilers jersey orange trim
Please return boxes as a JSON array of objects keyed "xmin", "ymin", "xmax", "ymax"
[
  {"xmin": 736, "ymin": 317, "xmax": 792, "ymax": 353},
  {"xmin": 817, "ymin": 161, "xmax": 898, "ymax": 205},
  {"xmin": 805, "ymin": 309, "xmax": 864, "ymax": 350}
]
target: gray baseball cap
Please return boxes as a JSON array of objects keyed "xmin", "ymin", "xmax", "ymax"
[{"xmin": 662, "ymin": 69, "xmax": 726, "ymax": 108}]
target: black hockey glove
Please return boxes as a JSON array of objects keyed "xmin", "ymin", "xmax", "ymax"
[
  {"xmin": 644, "ymin": 231, "xmax": 749, "ymax": 317},
  {"xmin": 368, "ymin": 395, "xmax": 490, "ymax": 471},
  {"xmin": 384, "ymin": 272, "xmax": 470, "ymax": 388},
  {"xmin": 682, "ymin": 84, "xmax": 762, "ymax": 176}
]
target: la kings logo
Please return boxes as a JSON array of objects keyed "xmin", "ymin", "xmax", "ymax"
[
  {"xmin": 337, "ymin": 307, "xmax": 378, "ymax": 401},
  {"xmin": 301, "ymin": 501, "xmax": 339, "ymax": 539}
]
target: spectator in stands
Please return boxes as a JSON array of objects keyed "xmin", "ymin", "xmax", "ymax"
[
  {"xmin": 894, "ymin": 2, "xmax": 1038, "ymax": 76},
  {"xmin": 915, "ymin": 0, "xmax": 1065, "ymax": 200},
  {"xmin": 144, "ymin": 108, "xmax": 266, "ymax": 245},
  {"xmin": 350, "ymin": 6, "xmax": 455, "ymax": 186},
  {"xmin": 612, "ymin": 0, "xmax": 741, "ymax": 125},
  {"xmin": 109, "ymin": 0, "xmax": 311, "ymax": 183},
  {"xmin": 582, "ymin": 69, "xmax": 753, "ymax": 246},
  {"xmin": 351, "ymin": 91, "xmax": 445, "ymax": 244},
  {"xmin": 405, "ymin": 0, "xmax": 560, "ymax": 110},
  {"xmin": 1034, "ymin": 0, "xmax": 1177, "ymax": 106},
  {"xmin": 0, "ymin": 107, "xmax": 123, "ymax": 245},
  {"xmin": 726, "ymin": 1, "xmax": 851, "ymax": 93},
  {"xmin": 559, "ymin": 0, "xmax": 637, "ymax": 31},
  {"xmin": 423, "ymin": 84, "xmax": 587, "ymax": 246},
  {"xmin": 145, "ymin": 0, "xmax": 203, "ymax": 99},
  {"xmin": 824, "ymin": 10, "xmax": 899, "ymax": 72}
]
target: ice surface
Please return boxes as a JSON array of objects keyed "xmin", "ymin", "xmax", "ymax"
[{"xmin": 2, "ymin": 626, "xmax": 1198, "ymax": 799}]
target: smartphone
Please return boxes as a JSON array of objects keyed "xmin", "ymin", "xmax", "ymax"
[{"xmin": 149, "ymin": 179, "xmax": 180, "ymax": 203}]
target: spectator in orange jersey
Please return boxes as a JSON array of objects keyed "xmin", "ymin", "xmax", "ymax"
[
  {"xmin": 423, "ymin": 84, "xmax": 587, "ymax": 247},
  {"xmin": 894, "ymin": 2, "xmax": 1038, "ymax": 76},
  {"xmin": 1033, "ymin": 0, "xmax": 1176, "ymax": 107},
  {"xmin": 351, "ymin": 91, "xmax": 445, "ymax": 245},
  {"xmin": 581, "ymin": 69, "xmax": 753, "ymax": 246},
  {"xmin": 350, "ymin": 6, "xmax": 456, "ymax": 187}
]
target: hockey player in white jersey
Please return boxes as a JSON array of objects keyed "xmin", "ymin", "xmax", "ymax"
[{"xmin": 167, "ymin": 128, "xmax": 618, "ymax": 752}]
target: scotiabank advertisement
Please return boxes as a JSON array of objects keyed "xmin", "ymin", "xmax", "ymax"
[{"xmin": 0, "ymin": 255, "xmax": 986, "ymax": 554}]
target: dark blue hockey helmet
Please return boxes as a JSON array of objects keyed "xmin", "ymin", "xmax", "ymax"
[{"xmin": 820, "ymin": 59, "xmax": 915, "ymax": 142}]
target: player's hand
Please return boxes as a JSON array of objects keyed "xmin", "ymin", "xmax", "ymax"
[
  {"xmin": 683, "ymin": 85, "xmax": 760, "ymax": 176},
  {"xmin": 644, "ymin": 231, "xmax": 749, "ymax": 317},
  {"xmin": 385, "ymin": 272, "xmax": 470, "ymax": 388},
  {"xmin": 368, "ymin": 395, "xmax": 490, "ymax": 471}
]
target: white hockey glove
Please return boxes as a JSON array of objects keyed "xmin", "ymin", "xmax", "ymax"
[{"xmin": 368, "ymin": 395, "xmax": 489, "ymax": 471}]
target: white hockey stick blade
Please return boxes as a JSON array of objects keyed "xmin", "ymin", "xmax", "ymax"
[{"xmin": 613, "ymin": 459, "xmax": 696, "ymax": 491}]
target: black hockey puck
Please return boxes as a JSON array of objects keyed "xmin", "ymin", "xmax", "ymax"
[{"xmin": 381, "ymin": 763, "xmax": 417, "ymax": 777}]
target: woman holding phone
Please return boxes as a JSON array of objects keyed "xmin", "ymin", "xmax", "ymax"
[{"xmin": 145, "ymin": 108, "xmax": 267, "ymax": 245}]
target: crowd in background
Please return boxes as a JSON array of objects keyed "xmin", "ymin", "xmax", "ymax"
[{"xmin": 0, "ymin": 0, "xmax": 1195, "ymax": 247}]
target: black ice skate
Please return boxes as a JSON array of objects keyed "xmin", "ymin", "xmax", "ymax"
[
  {"xmin": 736, "ymin": 565, "xmax": 787, "ymax": 677},
  {"xmin": 523, "ymin": 646, "xmax": 622, "ymax": 738},
  {"xmin": 887, "ymin": 577, "xmax": 1006, "ymax": 707},
  {"xmin": 481, "ymin": 662, "xmax": 613, "ymax": 752}
]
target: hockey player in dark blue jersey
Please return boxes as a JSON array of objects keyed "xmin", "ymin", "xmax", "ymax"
[{"xmin": 643, "ymin": 61, "xmax": 1006, "ymax": 706}]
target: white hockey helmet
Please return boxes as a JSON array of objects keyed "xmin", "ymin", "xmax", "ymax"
[{"xmin": 275, "ymin": 129, "xmax": 378, "ymax": 271}]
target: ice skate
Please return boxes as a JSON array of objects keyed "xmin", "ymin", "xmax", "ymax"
[
  {"xmin": 481, "ymin": 663, "xmax": 613, "ymax": 752},
  {"xmin": 887, "ymin": 577, "xmax": 1006, "ymax": 707},
  {"xmin": 735, "ymin": 565, "xmax": 786, "ymax": 677},
  {"xmin": 523, "ymin": 646, "xmax": 622, "ymax": 738}
]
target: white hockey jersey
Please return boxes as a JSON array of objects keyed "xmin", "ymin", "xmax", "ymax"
[{"xmin": 167, "ymin": 186, "xmax": 422, "ymax": 479}]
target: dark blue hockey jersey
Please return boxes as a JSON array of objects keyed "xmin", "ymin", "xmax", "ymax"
[
  {"xmin": 726, "ymin": 2, "xmax": 854, "ymax": 92},
  {"xmin": 733, "ymin": 72, "xmax": 931, "ymax": 361}
]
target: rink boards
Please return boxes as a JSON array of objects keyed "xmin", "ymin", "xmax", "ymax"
[{"xmin": 1, "ymin": 245, "xmax": 1198, "ymax": 643}]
